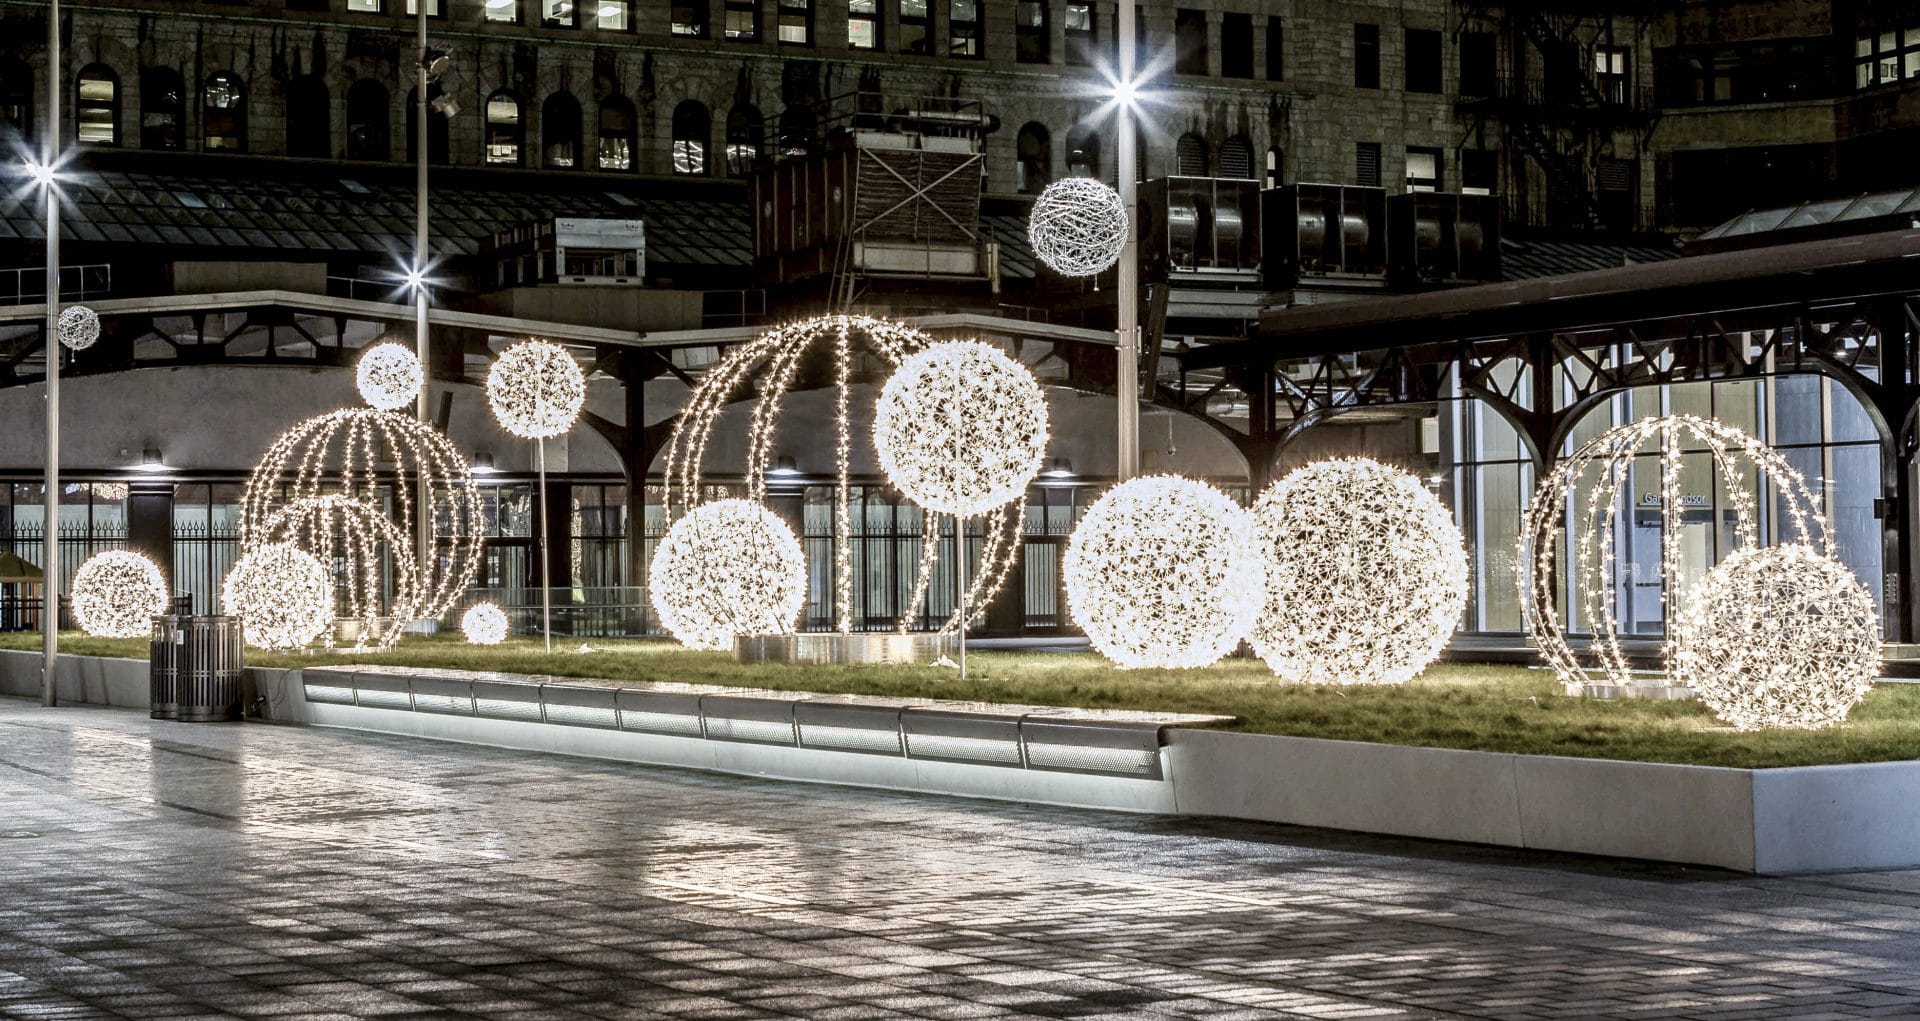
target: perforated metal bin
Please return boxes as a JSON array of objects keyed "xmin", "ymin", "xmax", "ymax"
[
  {"xmin": 149, "ymin": 614, "xmax": 186, "ymax": 720},
  {"xmin": 177, "ymin": 616, "xmax": 245, "ymax": 723}
]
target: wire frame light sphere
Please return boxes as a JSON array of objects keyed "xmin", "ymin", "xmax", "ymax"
[
  {"xmin": 254, "ymin": 495, "xmax": 421, "ymax": 651},
  {"xmin": 355, "ymin": 341, "xmax": 425, "ymax": 411},
  {"xmin": 873, "ymin": 341, "xmax": 1049, "ymax": 518},
  {"xmin": 487, "ymin": 339, "xmax": 586, "ymax": 439},
  {"xmin": 222, "ymin": 543, "xmax": 335, "ymax": 651},
  {"xmin": 57, "ymin": 305, "xmax": 101, "ymax": 351},
  {"xmin": 1064, "ymin": 475, "xmax": 1264, "ymax": 669},
  {"xmin": 461, "ymin": 602, "xmax": 510, "ymax": 646},
  {"xmin": 70, "ymin": 550, "xmax": 169, "ymax": 639},
  {"xmin": 1672, "ymin": 543, "xmax": 1880, "ymax": 730},
  {"xmin": 649, "ymin": 499, "xmax": 807, "ymax": 651},
  {"xmin": 1028, "ymin": 177, "xmax": 1128, "ymax": 277},
  {"xmin": 1251, "ymin": 458, "xmax": 1468, "ymax": 685}
]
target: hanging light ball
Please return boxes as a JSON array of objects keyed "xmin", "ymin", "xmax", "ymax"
[
  {"xmin": 1250, "ymin": 458, "xmax": 1469, "ymax": 686},
  {"xmin": 1672, "ymin": 543, "xmax": 1880, "ymax": 730},
  {"xmin": 1064, "ymin": 475, "xmax": 1264, "ymax": 669},
  {"xmin": 57, "ymin": 305, "xmax": 101, "ymax": 351},
  {"xmin": 461, "ymin": 602, "xmax": 510, "ymax": 646},
  {"xmin": 70, "ymin": 550, "xmax": 170, "ymax": 639},
  {"xmin": 222, "ymin": 543, "xmax": 335, "ymax": 651},
  {"xmin": 486, "ymin": 339, "xmax": 586, "ymax": 439},
  {"xmin": 873, "ymin": 340, "xmax": 1050, "ymax": 518},
  {"xmin": 1028, "ymin": 177, "xmax": 1128, "ymax": 277},
  {"xmin": 649, "ymin": 499, "xmax": 807, "ymax": 651},
  {"xmin": 355, "ymin": 341, "xmax": 425, "ymax": 411}
]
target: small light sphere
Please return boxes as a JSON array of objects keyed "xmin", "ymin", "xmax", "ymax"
[
  {"xmin": 486, "ymin": 340, "xmax": 586, "ymax": 439},
  {"xmin": 873, "ymin": 341, "xmax": 1050, "ymax": 518},
  {"xmin": 57, "ymin": 305, "xmax": 101, "ymax": 351},
  {"xmin": 1672, "ymin": 544, "xmax": 1881, "ymax": 730},
  {"xmin": 222, "ymin": 543, "xmax": 335, "ymax": 651},
  {"xmin": 1251, "ymin": 458, "xmax": 1469, "ymax": 686},
  {"xmin": 1064, "ymin": 475, "xmax": 1264, "ymax": 669},
  {"xmin": 1028, "ymin": 177, "xmax": 1128, "ymax": 277},
  {"xmin": 649, "ymin": 499, "xmax": 807, "ymax": 651},
  {"xmin": 355, "ymin": 342, "xmax": 424, "ymax": 411},
  {"xmin": 71, "ymin": 550, "xmax": 169, "ymax": 639},
  {"xmin": 461, "ymin": 602, "xmax": 510, "ymax": 646}
]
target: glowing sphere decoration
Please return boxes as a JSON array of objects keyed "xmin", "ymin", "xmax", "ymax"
[
  {"xmin": 461, "ymin": 602, "xmax": 510, "ymax": 646},
  {"xmin": 1028, "ymin": 177, "xmax": 1127, "ymax": 277},
  {"xmin": 355, "ymin": 342, "xmax": 424, "ymax": 411},
  {"xmin": 57, "ymin": 305, "xmax": 101, "ymax": 351},
  {"xmin": 1672, "ymin": 544, "xmax": 1880, "ymax": 730},
  {"xmin": 70, "ymin": 550, "xmax": 169, "ymax": 639},
  {"xmin": 1064, "ymin": 475, "xmax": 1263, "ymax": 669},
  {"xmin": 649, "ymin": 499, "xmax": 807, "ymax": 651},
  {"xmin": 1251, "ymin": 458, "xmax": 1468, "ymax": 686},
  {"xmin": 254, "ymin": 495, "xmax": 421, "ymax": 651},
  {"xmin": 222, "ymin": 543, "xmax": 334, "ymax": 650},
  {"xmin": 486, "ymin": 340, "xmax": 586, "ymax": 439},
  {"xmin": 873, "ymin": 341, "xmax": 1049, "ymax": 518}
]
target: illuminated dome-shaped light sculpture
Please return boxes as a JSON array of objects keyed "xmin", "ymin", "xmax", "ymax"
[
  {"xmin": 1520, "ymin": 414, "xmax": 1835, "ymax": 696},
  {"xmin": 1028, "ymin": 177, "xmax": 1128, "ymax": 277},
  {"xmin": 461, "ymin": 602, "xmax": 510, "ymax": 646},
  {"xmin": 663, "ymin": 315, "xmax": 1025, "ymax": 639},
  {"xmin": 649, "ymin": 499, "xmax": 808, "ymax": 651},
  {"xmin": 355, "ymin": 341, "xmax": 425, "ymax": 411},
  {"xmin": 70, "ymin": 550, "xmax": 169, "ymax": 639},
  {"xmin": 240, "ymin": 408, "xmax": 484, "ymax": 630},
  {"xmin": 1065, "ymin": 475, "xmax": 1264, "ymax": 669},
  {"xmin": 1252, "ymin": 458, "xmax": 1468, "ymax": 686},
  {"xmin": 486, "ymin": 339, "xmax": 586, "ymax": 440},
  {"xmin": 1672, "ymin": 543, "xmax": 1880, "ymax": 730},
  {"xmin": 252, "ymin": 495, "xmax": 421, "ymax": 651},
  {"xmin": 57, "ymin": 305, "xmax": 101, "ymax": 351},
  {"xmin": 223, "ymin": 543, "xmax": 334, "ymax": 651}
]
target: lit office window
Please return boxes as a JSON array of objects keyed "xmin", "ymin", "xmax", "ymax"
[
  {"xmin": 848, "ymin": 0, "xmax": 877, "ymax": 49},
  {"xmin": 1064, "ymin": 1, "xmax": 1093, "ymax": 65},
  {"xmin": 672, "ymin": 0, "xmax": 707, "ymax": 36},
  {"xmin": 485, "ymin": 91, "xmax": 523, "ymax": 164},
  {"xmin": 777, "ymin": 0, "xmax": 810, "ymax": 44},
  {"xmin": 76, "ymin": 65, "xmax": 120, "ymax": 145},
  {"xmin": 346, "ymin": 0, "xmax": 381, "ymax": 11},
  {"xmin": 725, "ymin": 0, "xmax": 759, "ymax": 39},
  {"xmin": 404, "ymin": 0, "xmax": 443, "ymax": 15},
  {"xmin": 597, "ymin": 0, "xmax": 630, "ymax": 28},
  {"xmin": 541, "ymin": 0, "xmax": 576, "ymax": 27},
  {"xmin": 485, "ymin": 0, "xmax": 518, "ymax": 21},
  {"xmin": 949, "ymin": 0, "xmax": 979, "ymax": 57},
  {"xmin": 899, "ymin": 0, "xmax": 929, "ymax": 53}
]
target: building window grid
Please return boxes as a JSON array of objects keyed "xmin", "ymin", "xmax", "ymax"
[
  {"xmin": 1016, "ymin": 0, "xmax": 1049, "ymax": 63},
  {"xmin": 673, "ymin": 0, "xmax": 709, "ymax": 37},
  {"xmin": 949, "ymin": 0, "xmax": 981, "ymax": 58},
  {"xmin": 778, "ymin": 0, "xmax": 811, "ymax": 45},
  {"xmin": 485, "ymin": 0, "xmax": 519, "ymax": 22},
  {"xmin": 1855, "ymin": 24, "xmax": 1920, "ymax": 89},
  {"xmin": 725, "ymin": 0, "xmax": 760, "ymax": 39},
  {"xmin": 76, "ymin": 65, "xmax": 119, "ymax": 146},
  {"xmin": 849, "ymin": 0, "xmax": 879, "ymax": 50},
  {"xmin": 1064, "ymin": 1, "xmax": 1093, "ymax": 66},
  {"xmin": 1354, "ymin": 23, "xmax": 1380, "ymax": 89}
]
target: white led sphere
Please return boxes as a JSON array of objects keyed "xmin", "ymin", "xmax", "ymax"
[
  {"xmin": 355, "ymin": 342, "xmax": 424, "ymax": 411},
  {"xmin": 222, "ymin": 543, "xmax": 334, "ymax": 651},
  {"xmin": 70, "ymin": 550, "xmax": 169, "ymax": 639},
  {"xmin": 1064, "ymin": 475, "xmax": 1264, "ymax": 669},
  {"xmin": 873, "ymin": 341, "xmax": 1049, "ymax": 518},
  {"xmin": 487, "ymin": 340, "xmax": 586, "ymax": 439},
  {"xmin": 1029, "ymin": 177, "xmax": 1128, "ymax": 277},
  {"xmin": 1251, "ymin": 459, "xmax": 1468, "ymax": 686},
  {"xmin": 1672, "ymin": 544, "xmax": 1880, "ymax": 730},
  {"xmin": 649, "ymin": 499, "xmax": 807, "ymax": 651},
  {"xmin": 57, "ymin": 305, "xmax": 101, "ymax": 351},
  {"xmin": 461, "ymin": 602, "xmax": 510, "ymax": 646}
]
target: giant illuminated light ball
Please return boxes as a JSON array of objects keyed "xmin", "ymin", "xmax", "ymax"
[
  {"xmin": 70, "ymin": 550, "xmax": 170, "ymax": 639},
  {"xmin": 487, "ymin": 340, "xmax": 586, "ymax": 439},
  {"xmin": 1672, "ymin": 543, "xmax": 1880, "ymax": 730},
  {"xmin": 649, "ymin": 499, "xmax": 807, "ymax": 651},
  {"xmin": 1028, "ymin": 177, "xmax": 1128, "ymax": 277},
  {"xmin": 461, "ymin": 602, "xmax": 510, "ymax": 646},
  {"xmin": 355, "ymin": 341, "xmax": 424, "ymax": 411},
  {"xmin": 223, "ymin": 543, "xmax": 334, "ymax": 651},
  {"xmin": 1064, "ymin": 475, "xmax": 1264, "ymax": 669},
  {"xmin": 1251, "ymin": 458, "xmax": 1468, "ymax": 685},
  {"xmin": 873, "ymin": 341, "xmax": 1049, "ymax": 517}
]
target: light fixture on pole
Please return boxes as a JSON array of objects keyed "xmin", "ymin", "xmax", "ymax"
[
  {"xmin": 1114, "ymin": 0, "xmax": 1140, "ymax": 482},
  {"xmin": 40, "ymin": 0, "xmax": 62, "ymax": 708},
  {"xmin": 485, "ymin": 340, "xmax": 586, "ymax": 654},
  {"xmin": 412, "ymin": 22, "xmax": 445, "ymax": 627}
]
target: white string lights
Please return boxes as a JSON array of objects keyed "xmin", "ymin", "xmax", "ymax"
[
  {"xmin": 355, "ymin": 341, "xmax": 425, "ymax": 411},
  {"xmin": 1672, "ymin": 543, "xmax": 1880, "ymax": 730},
  {"xmin": 648, "ymin": 499, "xmax": 807, "ymax": 651},
  {"xmin": 874, "ymin": 341, "xmax": 1050, "ymax": 518},
  {"xmin": 1028, "ymin": 177, "xmax": 1128, "ymax": 277},
  {"xmin": 70, "ymin": 550, "xmax": 169, "ymax": 639},
  {"xmin": 57, "ymin": 305, "xmax": 100, "ymax": 351},
  {"xmin": 1065, "ymin": 475, "xmax": 1264, "ymax": 669},
  {"xmin": 1251, "ymin": 458, "xmax": 1468, "ymax": 685},
  {"xmin": 253, "ymin": 495, "xmax": 421, "ymax": 651},
  {"xmin": 486, "ymin": 340, "xmax": 587, "ymax": 440},
  {"xmin": 222, "ymin": 543, "xmax": 335, "ymax": 650},
  {"xmin": 461, "ymin": 601, "xmax": 510, "ymax": 646}
]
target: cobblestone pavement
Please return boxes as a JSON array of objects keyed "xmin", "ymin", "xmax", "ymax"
[{"xmin": 3, "ymin": 702, "xmax": 1920, "ymax": 1021}]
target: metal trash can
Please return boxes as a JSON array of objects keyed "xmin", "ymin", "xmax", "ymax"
[
  {"xmin": 149, "ymin": 614, "xmax": 185, "ymax": 720},
  {"xmin": 179, "ymin": 616, "xmax": 245, "ymax": 723}
]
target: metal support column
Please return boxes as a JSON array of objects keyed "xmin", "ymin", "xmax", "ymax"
[
  {"xmin": 1114, "ymin": 0, "xmax": 1140, "ymax": 480},
  {"xmin": 414, "ymin": 5, "xmax": 433, "ymax": 601},
  {"xmin": 41, "ymin": 0, "xmax": 61, "ymax": 707}
]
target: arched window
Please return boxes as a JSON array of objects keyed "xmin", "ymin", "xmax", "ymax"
[
  {"xmin": 484, "ymin": 90, "xmax": 523, "ymax": 165},
  {"xmin": 404, "ymin": 84, "xmax": 450, "ymax": 164},
  {"xmin": 542, "ymin": 92, "xmax": 582, "ymax": 168},
  {"xmin": 671, "ymin": 100, "xmax": 710, "ymax": 175},
  {"xmin": 1175, "ymin": 132, "xmax": 1209, "ymax": 176},
  {"xmin": 1, "ymin": 59, "xmax": 33, "ymax": 145},
  {"xmin": 597, "ymin": 96, "xmax": 636, "ymax": 171},
  {"xmin": 1219, "ymin": 134, "xmax": 1254, "ymax": 180},
  {"xmin": 347, "ymin": 79, "xmax": 390, "ymax": 161},
  {"xmin": 286, "ymin": 77, "xmax": 330, "ymax": 158},
  {"xmin": 203, "ymin": 72, "xmax": 246, "ymax": 152},
  {"xmin": 139, "ymin": 67, "xmax": 184, "ymax": 150},
  {"xmin": 725, "ymin": 103, "xmax": 764, "ymax": 175},
  {"xmin": 1015, "ymin": 122, "xmax": 1050, "ymax": 194},
  {"xmin": 1264, "ymin": 145, "xmax": 1284, "ymax": 189},
  {"xmin": 777, "ymin": 105, "xmax": 815, "ymax": 155},
  {"xmin": 76, "ymin": 64, "xmax": 120, "ymax": 145},
  {"xmin": 1065, "ymin": 125, "xmax": 1098, "ymax": 177}
]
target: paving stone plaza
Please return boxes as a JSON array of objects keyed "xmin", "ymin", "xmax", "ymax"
[{"xmin": 3, "ymin": 701, "xmax": 1919, "ymax": 1021}]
